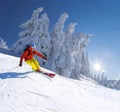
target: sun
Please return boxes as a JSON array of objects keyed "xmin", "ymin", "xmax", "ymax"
[
  {"xmin": 92, "ymin": 59, "xmax": 106, "ymax": 75},
  {"xmin": 92, "ymin": 60, "xmax": 103, "ymax": 72},
  {"xmin": 93, "ymin": 62, "xmax": 102, "ymax": 72}
]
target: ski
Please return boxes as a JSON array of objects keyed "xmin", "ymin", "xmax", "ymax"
[{"xmin": 38, "ymin": 71, "xmax": 55, "ymax": 78}]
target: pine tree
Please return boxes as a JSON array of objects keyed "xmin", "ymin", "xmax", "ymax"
[
  {"xmin": 11, "ymin": 7, "xmax": 50, "ymax": 66},
  {"xmin": 48, "ymin": 13, "xmax": 69, "ymax": 72},
  {"xmin": 0, "ymin": 37, "xmax": 8, "ymax": 49}
]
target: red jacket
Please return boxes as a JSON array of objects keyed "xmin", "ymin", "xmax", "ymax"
[{"xmin": 20, "ymin": 47, "xmax": 46, "ymax": 63}]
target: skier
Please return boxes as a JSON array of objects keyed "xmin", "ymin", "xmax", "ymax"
[{"xmin": 19, "ymin": 43, "xmax": 47, "ymax": 72}]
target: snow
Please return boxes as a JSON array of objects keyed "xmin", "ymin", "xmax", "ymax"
[{"xmin": 0, "ymin": 53, "xmax": 120, "ymax": 112}]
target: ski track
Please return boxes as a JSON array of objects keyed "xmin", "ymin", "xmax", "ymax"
[{"xmin": 27, "ymin": 90, "xmax": 51, "ymax": 98}]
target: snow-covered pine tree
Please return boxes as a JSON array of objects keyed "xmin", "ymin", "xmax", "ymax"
[
  {"xmin": 11, "ymin": 7, "xmax": 50, "ymax": 66},
  {"xmin": 45, "ymin": 12, "xmax": 91, "ymax": 79},
  {"xmin": 60, "ymin": 23, "xmax": 77, "ymax": 77},
  {"xmin": 0, "ymin": 37, "xmax": 8, "ymax": 49},
  {"xmin": 69, "ymin": 33, "xmax": 91, "ymax": 79},
  {"xmin": 33, "ymin": 13, "xmax": 50, "ymax": 66},
  {"xmin": 11, "ymin": 7, "xmax": 44, "ymax": 54},
  {"xmin": 85, "ymin": 52, "xmax": 90, "ymax": 76},
  {"xmin": 47, "ymin": 13, "xmax": 69, "ymax": 72},
  {"xmin": 80, "ymin": 52, "xmax": 90, "ymax": 77}
]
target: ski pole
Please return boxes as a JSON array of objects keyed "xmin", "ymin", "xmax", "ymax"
[{"xmin": 8, "ymin": 65, "xmax": 19, "ymax": 71}]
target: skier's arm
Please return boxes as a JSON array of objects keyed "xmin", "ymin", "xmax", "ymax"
[
  {"xmin": 34, "ymin": 50, "xmax": 47, "ymax": 60},
  {"xmin": 19, "ymin": 50, "xmax": 29, "ymax": 66}
]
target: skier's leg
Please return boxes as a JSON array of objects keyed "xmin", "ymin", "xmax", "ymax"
[
  {"xmin": 25, "ymin": 58, "xmax": 40, "ymax": 71},
  {"xmin": 26, "ymin": 59, "xmax": 55, "ymax": 77},
  {"xmin": 32, "ymin": 58, "xmax": 41, "ymax": 71}
]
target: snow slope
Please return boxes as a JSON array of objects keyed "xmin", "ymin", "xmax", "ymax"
[{"xmin": 0, "ymin": 53, "xmax": 120, "ymax": 112}]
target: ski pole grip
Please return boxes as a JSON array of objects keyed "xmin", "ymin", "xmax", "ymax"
[{"xmin": 19, "ymin": 61, "xmax": 22, "ymax": 66}]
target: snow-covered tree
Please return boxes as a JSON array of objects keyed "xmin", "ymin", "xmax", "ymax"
[
  {"xmin": 59, "ymin": 23, "xmax": 77, "ymax": 77},
  {"xmin": 19, "ymin": 7, "xmax": 43, "ymax": 38},
  {"xmin": 11, "ymin": 7, "xmax": 50, "ymax": 66},
  {"xmin": 46, "ymin": 12, "xmax": 91, "ymax": 78},
  {"xmin": 80, "ymin": 52, "xmax": 90, "ymax": 77},
  {"xmin": 47, "ymin": 13, "xmax": 69, "ymax": 72},
  {"xmin": 68, "ymin": 33, "xmax": 91, "ymax": 79},
  {"xmin": 0, "ymin": 37, "xmax": 8, "ymax": 49}
]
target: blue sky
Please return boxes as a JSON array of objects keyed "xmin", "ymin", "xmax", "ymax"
[{"xmin": 0, "ymin": 0, "xmax": 120, "ymax": 79}]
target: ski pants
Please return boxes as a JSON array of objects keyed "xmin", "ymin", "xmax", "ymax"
[{"xmin": 25, "ymin": 58, "xmax": 40, "ymax": 71}]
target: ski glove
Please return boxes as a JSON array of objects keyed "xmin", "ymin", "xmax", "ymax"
[
  {"xmin": 43, "ymin": 57, "xmax": 48, "ymax": 60},
  {"xmin": 19, "ymin": 62, "xmax": 22, "ymax": 67}
]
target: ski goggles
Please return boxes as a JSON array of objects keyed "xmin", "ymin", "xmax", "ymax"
[{"xmin": 31, "ymin": 44, "xmax": 36, "ymax": 49}]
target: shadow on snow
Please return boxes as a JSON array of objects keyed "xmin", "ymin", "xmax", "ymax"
[{"xmin": 0, "ymin": 71, "xmax": 33, "ymax": 79}]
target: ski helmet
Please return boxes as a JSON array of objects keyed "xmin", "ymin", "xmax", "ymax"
[{"xmin": 30, "ymin": 42, "xmax": 36, "ymax": 49}]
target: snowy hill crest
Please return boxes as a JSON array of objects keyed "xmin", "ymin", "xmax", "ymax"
[{"xmin": 0, "ymin": 53, "xmax": 120, "ymax": 112}]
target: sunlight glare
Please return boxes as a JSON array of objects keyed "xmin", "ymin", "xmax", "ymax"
[{"xmin": 93, "ymin": 62, "xmax": 102, "ymax": 72}]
